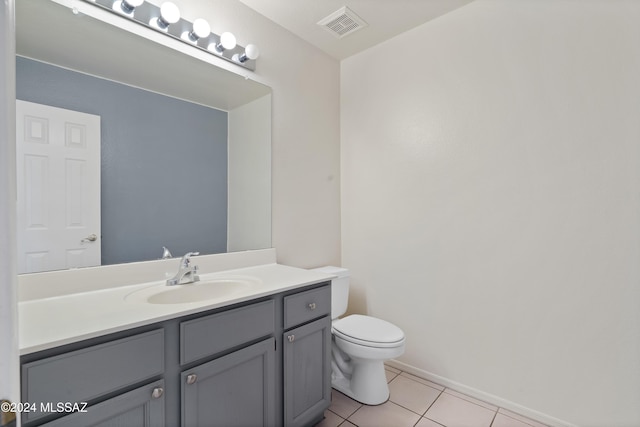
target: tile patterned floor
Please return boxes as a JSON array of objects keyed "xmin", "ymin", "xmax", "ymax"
[{"xmin": 316, "ymin": 366, "xmax": 549, "ymax": 427}]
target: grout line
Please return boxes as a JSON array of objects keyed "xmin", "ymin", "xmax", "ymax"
[
  {"xmin": 421, "ymin": 416, "xmax": 446, "ymax": 427},
  {"xmin": 345, "ymin": 403, "xmax": 364, "ymax": 423},
  {"xmin": 489, "ymin": 410, "xmax": 499, "ymax": 427},
  {"xmin": 327, "ymin": 408, "xmax": 345, "ymax": 420},
  {"xmin": 336, "ymin": 367, "xmax": 549, "ymax": 427},
  {"xmin": 384, "ymin": 375, "xmax": 444, "ymax": 418},
  {"xmin": 423, "ymin": 388, "xmax": 445, "ymax": 415},
  {"xmin": 387, "ymin": 398, "xmax": 432, "ymax": 418}
]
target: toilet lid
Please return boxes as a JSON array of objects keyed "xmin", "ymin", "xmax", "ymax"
[{"xmin": 333, "ymin": 314, "xmax": 404, "ymax": 347}]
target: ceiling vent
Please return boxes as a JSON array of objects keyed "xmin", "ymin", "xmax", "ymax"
[{"xmin": 317, "ymin": 6, "xmax": 368, "ymax": 39}]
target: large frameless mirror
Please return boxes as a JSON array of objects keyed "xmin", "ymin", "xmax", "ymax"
[{"xmin": 16, "ymin": 0, "xmax": 271, "ymax": 274}]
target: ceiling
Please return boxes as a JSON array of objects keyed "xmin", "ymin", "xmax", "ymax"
[{"xmin": 236, "ymin": 0, "xmax": 475, "ymax": 60}]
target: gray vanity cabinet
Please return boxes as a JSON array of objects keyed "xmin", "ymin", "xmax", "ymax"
[
  {"xmin": 40, "ymin": 380, "xmax": 165, "ymax": 427},
  {"xmin": 181, "ymin": 338, "xmax": 275, "ymax": 427},
  {"xmin": 179, "ymin": 299, "xmax": 276, "ymax": 427},
  {"xmin": 21, "ymin": 282, "xmax": 332, "ymax": 427},
  {"xmin": 283, "ymin": 286, "xmax": 332, "ymax": 427},
  {"xmin": 21, "ymin": 329, "xmax": 165, "ymax": 426}
]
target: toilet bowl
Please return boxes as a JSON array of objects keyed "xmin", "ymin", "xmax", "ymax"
[{"xmin": 312, "ymin": 267, "xmax": 406, "ymax": 405}]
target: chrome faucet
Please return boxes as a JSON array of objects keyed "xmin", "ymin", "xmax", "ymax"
[{"xmin": 166, "ymin": 252, "xmax": 200, "ymax": 286}]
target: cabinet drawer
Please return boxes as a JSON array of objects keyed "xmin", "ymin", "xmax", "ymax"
[
  {"xmin": 40, "ymin": 380, "xmax": 165, "ymax": 427},
  {"xmin": 22, "ymin": 329, "xmax": 164, "ymax": 422},
  {"xmin": 181, "ymin": 300, "xmax": 275, "ymax": 365},
  {"xmin": 284, "ymin": 285, "xmax": 331, "ymax": 329}
]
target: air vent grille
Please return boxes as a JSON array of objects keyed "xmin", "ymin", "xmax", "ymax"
[{"xmin": 318, "ymin": 6, "xmax": 368, "ymax": 39}]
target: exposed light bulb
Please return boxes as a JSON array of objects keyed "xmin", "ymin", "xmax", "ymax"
[
  {"xmin": 244, "ymin": 44, "xmax": 259, "ymax": 60},
  {"xmin": 183, "ymin": 18, "xmax": 210, "ymax": 42},
  {"xmin": 209, "ymin": 32, "xmax": 236, "ymax": 54},
  {"xmin": 192, "ymin": 19, "xmax": 211, "ymax": 39},
  {"xmin": 151, "ymin": 2, "xmax": 180, "ymax": 30},
  {"xmin": 114, "ymin": 0, "xmax": 143, "ymax": 15},
  {"xmin": 233, "ymin": 44, "xmax": 259, "ymax": 63},
  {"xmin": 103, "ymin": 0, "xmax": 258, "ymax": 69}
]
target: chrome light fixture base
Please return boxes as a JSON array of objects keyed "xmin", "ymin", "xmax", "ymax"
[{"xmin": 91, "ymin": 0, "xmax": 257, "ymax": 71}]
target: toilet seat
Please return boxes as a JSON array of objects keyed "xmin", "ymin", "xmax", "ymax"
[{"xmin": 333, "ymin": 314, "xmax": 405, "ymax": 348}]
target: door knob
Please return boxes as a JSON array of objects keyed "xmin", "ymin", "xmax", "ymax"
[{"xmin": 81, "ymin": 233, "xmax": 97, "ymax": 243}]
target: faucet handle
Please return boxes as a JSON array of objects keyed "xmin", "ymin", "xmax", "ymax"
[
  {"xmin": 181, "ymin": 252, "xmax": 200, "ymax": 267},
  {"xmin": 161, "ymin": 246, "xmax": 173, "ymax": 259}
]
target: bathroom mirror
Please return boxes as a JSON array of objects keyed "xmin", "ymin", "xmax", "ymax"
[{"xmin": 15, "ymin": 0, "xmax": 271, "ymax": 273}]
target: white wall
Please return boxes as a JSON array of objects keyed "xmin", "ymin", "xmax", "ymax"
[
  {"xmin": 228, "ymin": 94, "xmax": 272, "ymax": 252},
  {"xmin": 341, "ymin": 1, "xmax": 640, "ymax": 426},
  {"xmin": 172, "ymin": 0, "xmax": 342, "ymax": 268}
]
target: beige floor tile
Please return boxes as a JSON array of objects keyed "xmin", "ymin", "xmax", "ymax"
[
  {"xmin": 384, "ymin": 364, "xmax": 402, "ymax": 374},
  {"xmin": 425, "ymin": 392, "xmax": 496, "ymax": 427},
  {"xmin": 415, "ymin": 417, "xmax": 445, "ymax": 427},
  {"xmin": 444, "ymin": 389, "xmax": 498, "ymax": 411},
  {"xmin": 388, "ymin": 375, "xmax": 442, "ymax": 415},
  {"xmin": 315, "ymin": 409, "xmax": 345, "ymax": 427},
  {"xmin": 348, "ymin": 401, "xmax": 421, "ymax": 427},
  {"xmin": 385, "ymin": 368, "xmax": 400, "ymax": 383},
  {"xmin": 399, "ymin": 372, "xmax": 445, "ymax": 391},
  {"xmin": 330, "ymin": 369, "xmax": 548, "ymax": 427},
  {"xmin": 492, "ymin": 413, "xmax": 540, "ymax": 427},
  {"xmin": 329, "ymin": 390, "xmax": 362, "ymax": 419},
  {"xmin": 497, "ymin": 409, "xmax": 549, "ymax": 427}
]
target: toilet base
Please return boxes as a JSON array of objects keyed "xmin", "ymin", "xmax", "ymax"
[{"xmin": 331, "ymin": 357, "xmax": 390, "ymax": 405}]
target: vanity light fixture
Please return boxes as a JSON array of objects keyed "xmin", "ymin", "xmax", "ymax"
[
  {"xmin": 209, "ymin": 32, "xmax": 236, "ymax": 54},
  {"xmin": 233, "ymin": 44, "xmax": 260, "ymax": 63},
  {"xmin": 81, "ymin": 0, "xmax": 259, "ymax": 71},
  {"xmin": 183, "ymin": 18, "xmax": 210, "ymax": 43},
  {"xmin": 151, "ymin": 1, "xmax": 180, "ymax": 30},
  {"xmin": 114, "ymin": 0, "xmax": 143, "ymax": 16}
]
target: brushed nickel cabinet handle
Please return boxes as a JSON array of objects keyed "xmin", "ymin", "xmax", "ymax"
[
  {"xmin": 151, "ymin": 387, "xmax": 164, "ymax": 399},
  {"xmin": 187, "ymin": 374, "xmax": 198, "ymax": 385},
  {"xmin": 308, "ymin": 302, "xmax": 316, "ymax": 310},
  {"xmin": 287, "ymin": 335, "xmax": 295, "ymax": 343}
]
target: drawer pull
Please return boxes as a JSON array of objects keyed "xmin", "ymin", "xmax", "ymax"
[
  {"xmin": 186, "ymin": 374, "xmax": 198, "ymax": 385},
  {"xmin": 308, "ymin": 303, "xmax": 316, "ymax": 310},
  {"xmin": 287, "ymin": 335, "xmax": 295, "ymax": 343},
  {"xmin": 151, "ymin": 387, "xmax": 164, "ymax": 399}
]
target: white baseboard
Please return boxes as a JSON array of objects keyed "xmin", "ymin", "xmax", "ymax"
[{"xmin": 385, "ymin": 359, "xmax": 577, "ymax": 427}]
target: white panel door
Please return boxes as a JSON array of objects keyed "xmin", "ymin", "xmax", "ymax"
[{"xmin": 16, "ymin": 100, "xmax": 101, "ymax": 273}]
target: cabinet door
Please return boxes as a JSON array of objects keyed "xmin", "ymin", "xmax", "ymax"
[
  {"xmin": 283, "ymin": 316, "xmax": 331, "ymax": 427},
  {"xmin": 182, "ymin": 338, "xmax": 275, "ymax": 427},
  {"xmin": 40, "ymin": 380, "xmax": 165, "ymax": 427}
]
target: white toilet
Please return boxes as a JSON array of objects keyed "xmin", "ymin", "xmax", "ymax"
[{"xmin": 314, "ymin": 266, "xmax": 405, "ymax": 405}]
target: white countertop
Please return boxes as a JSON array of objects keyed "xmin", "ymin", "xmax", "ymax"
[{"xmin": 19, "ymin": 262, "xmax": 334, "ymax": 355}]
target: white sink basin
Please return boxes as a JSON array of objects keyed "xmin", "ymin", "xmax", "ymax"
[{"xmin": 125, "ymin": 276, "xmax": 261, "ymax": 304}]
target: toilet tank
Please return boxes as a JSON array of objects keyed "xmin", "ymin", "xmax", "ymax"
[{"xmin": 312, "ymin": 266, "xmax": 350, "ymax": 319}]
